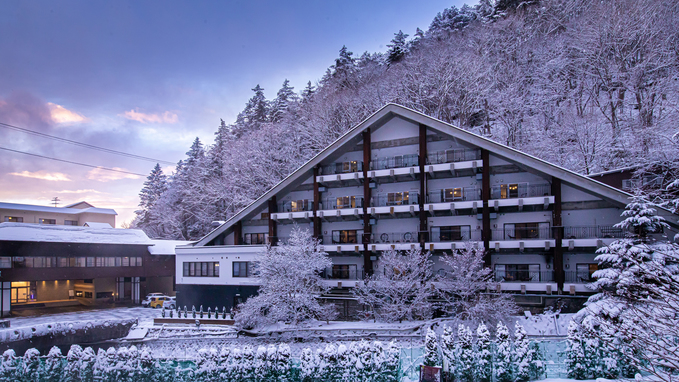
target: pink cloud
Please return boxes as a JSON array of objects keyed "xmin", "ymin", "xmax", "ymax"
[{"xmin": 120, "ymin": 108, "xmax": 178, "ymax": 124}]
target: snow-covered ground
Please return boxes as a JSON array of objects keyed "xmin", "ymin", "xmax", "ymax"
[{"xmin": 8, "ymin": 306, "xmax": 161, "ymax": 328}]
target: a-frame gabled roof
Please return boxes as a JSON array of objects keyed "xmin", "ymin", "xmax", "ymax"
[{"xmin": 193, "ymin": 103, "xmax": 673, "ymax": 247}]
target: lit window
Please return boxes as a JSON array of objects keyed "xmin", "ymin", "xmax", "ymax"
[
  {"xmin": 39, "ymin": 218, "xmax": 56, "ymax": 225},
  {"xmin": 4, "ymin": 217, "xmax": 23, "ymax": 223}
]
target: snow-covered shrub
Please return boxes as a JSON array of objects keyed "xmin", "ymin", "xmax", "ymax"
[
  {"xmin": 565, "ymin": 321, "xmax": 588, "ymax": 379},
  {"xmin": 241, "ymin": 345, "xmax": 255, "ymax": 378},
  {"xmin": 191, "ymin": 306, "xmax": 196, "ymax": 319},
  {"xmin": 21, "ymin": 348, "xmax": 41, "ymax": 382},
  {"xmin": 440, "ymin": 325, "xmax": 455, "ymax": 378},
  {"xmin": 455, "ymin": 325, "xmax": 474, "ymax": 382},
  {"xmin": 62, "ymin": 345, "xmax": 83, "ymax": 382},
  {"xmin": 253, "ymin": 345, "xmax": 269, "ymax": 380},
  {"xmin": 494, "ymin": 321, "xmax": 513, "ymax": 382},
  {"xmin": 318, "ymin": 343, "xmax": 338, "ymax": 379},
  {"xmin": 527, "ymin": 341, "xmax": 545, "ymax": 380},
  {"xmin": 275, "ymin": 343, "xmax": 292, "ymax": 381},
  {"xmin": 138, "ymin": 347, "xmax": 156, "ymax": 382},
  {"xmin": 423, "ymin": 327, "xmax": 440, "ymax": 366},
  {"xmin": 514, "ymin": 322, "xmax": 530, "ymax": 381},
  {"xmin": 80, "ymin": 347, "xmax": 97, "ymax": 382},
  {"xmin": 0, "ymin": 349, "xmax": 18, "ymax": 382},
  {"xmin": 336, "ymin": 344, "xmax": 351, "ymax": 381},
  {"xmin": 475, "ymin": 323, "xmax": 492, "ymax": 382},
  {"xmin": 299, "ymin": 348, "xmax": 317, "ymax": 381},
  {"xmin": 195, "ymin": 347, "xmax": 219, "ymax": 382},
  {"xmin": 42, "ymin": 347, "xmax": 64, "ymax": 382}
]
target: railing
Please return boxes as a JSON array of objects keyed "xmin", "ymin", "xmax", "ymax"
[
  {"xmin": 320, "ymin": 161, "xmax": 363, "ymax": 175},
  {"xmin": 427, "ymin": 148, "xmax": 481, "ymax": 165},
  {"xmin": 321, "ymin": 269, "xmax": 364, "ymax": 280},
  {"xmin": 322, "ymin": 234, "xmax": 363, "ymax": 245},
  {"xmin": 321, "ymin": 196, "xmax": 363, "ymax": 210},
  {"xmin": 490, "ymin": 183, "xmax": 551, "ymax": 199},
  {"xmin": 494, "ymin": 270, "xmax": 555, "ymax": 283},
  {"xmin": 427, "ymin": 188, "xmax": 481, "ymax": 203},
  {"xmin": 565, "ymin": 271, "xmax": 596, "ymax": 284},
  {"xmin": 372, "ymin": 154, "xmax": 419, "ymax": 170},
  {"xmin": 492, "ymin": 227, "xmax": 552, "ymax": 241},
  {"xmin": 372, "ymin": 193, "xmax": 419, "ymax": 207},
  {"xmin": 277, "ymin": 200, "xmax": 312, "ymax": 213},
  {"xmin": 370, "ymin": 231, "xmax": 419, "ymax": 244},
  {"xmin": 429, "ymin": 230, "xmax": 482, "ymax": 242},
  {"xmin": 563, "ymin": 225, "xmax": 626, "ymax": 239}
]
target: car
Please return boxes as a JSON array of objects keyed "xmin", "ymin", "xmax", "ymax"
[
  {"xmin": 149, "ymin": 296, "xmax": 171, "ymax": 309},
  {"xmin": 162, "ymin": 296, "xmax": 177, "ymax": 310},
  {"xmin": 145, "ymin": 292, "xmax": 164, "ymax": 299},
  {"xmin": 142, "ymin": 293, "xmax": 165, "ymax": 307}
]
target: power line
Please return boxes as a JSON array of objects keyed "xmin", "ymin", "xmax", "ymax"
[
  {"xmin": 0, "ymin": 121, "xmax": 176, "ymax": 165},
  {"xmin": 0, "ymin": 146, "xmax": 148, "ymax": 177}
]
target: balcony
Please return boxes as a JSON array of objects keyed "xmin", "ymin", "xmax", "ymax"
[
  {"xmin": 317, "ymin": 161, "xmax": 364, "ymax": 185},
  {"xmin": 427, "ymin": 148, "xmax": 481, "ymax": 165},
  {"xmin": 564, "ymin": 225, "xmax": 625, "ymax": 239},
  {"xmin": 492, "ymin": 227, "xmax": 552, "ymax": 241},
  {"xmin": 372, "ymin": 154, "xmax": 419, "ymax": 170},
  {"xmin": 494, "ymin": 270, "xmax": 554, "ymax": 283},
  {"xmin": 366, "ymin": 192, "xmax": 420, "ymax": 217},
  {"xmin": 490, "ymin": 183, "xmax": 551, "ymax": 199},
  {"xmin": 321, "ymin": 268, "xmax": 364, "ymax": 280},
  {"xmin": 271, "ymin": 200, "xmax": 313, "ymax": 221},
  {"xmin": 320, "ymin": 161, "xmax": 363, "ymax": 175},
  {"xmin": 317, "ymin": 196, "xmax": 364, "ymax": 222}
]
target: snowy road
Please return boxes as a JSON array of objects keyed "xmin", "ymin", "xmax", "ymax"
[{"xmin": 7, "ymin": 306, "xmax": 162, "ymax": 328}]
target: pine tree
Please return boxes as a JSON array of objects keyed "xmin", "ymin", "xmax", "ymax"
[
  {"xmin": 565, "ymin": 321, "xmax": 588, "ymax": 380},
  {"xmin": 440, "ymin": 325, "xmax": 456, "ymax": 377},
  {"xmin": 423, "ymin": 327, "xmax": 440, "ymax": 366},
  {"xmin": 0, "ymin": 349, "xmax": 18, "ymax": 382},
  {"xmin": 456, "ymin": 325, "xmax": 474, "ymax": 382},
  {"xmin": 135, "ymin": 163, "xmax": 168, "ymax": 227},
  {"xmin": 615, "ymin": 194, "xmax": 668, "ymax": 241},
  {"xmin": 331, "ymin": 45, "xmax": 356, "ymax": 88},
  {"xmin": 245, "ymin": 84, "xmax": 269, "ymax": 126},
  {"xmin": 270, "ymin": 79, "xmax": 298, "ymax": 123},
  {"xmin": 475, "ymin": 323, "xmax": 492, "ymax": 382},
  {"xmin": 301, "ymin": 81, "xmax": 315, "ymax": 103},
  {"xmin": 299, "ymin": 348, "xmax": 317, "ymax": 381},
  {"xmin": 63, "ymin": 345, "xmax": 83, "ymax": 382},
  {"xmin": 494, "ymin": 321, "xmax": 513, "ymax": 382},
  {"xmin": 528, "ymin": 341, "xmax": 546, "ymax": 380},
  {"xmin": 386, "ymin": 30, "xmax": 409, "ymax": 64},
  {"xmin": 514, "ymin": 322, "xmax": 530, "ymax": 381}
]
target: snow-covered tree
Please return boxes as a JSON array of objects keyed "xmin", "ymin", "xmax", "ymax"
[
  {"xmin": 514, "ymin": 322, "xmax": 530, "ymax": 381},
  {"xmin": 475, "ymin": 323, "xmax": 492, "ymax": 382},
  {"xmin": 423, "ymin": 327, "xmax": 440, "ymax": 366},
  {"xmin": 270, "ymin": 79, "xmax": 298, "ymax": 123},
  {"xmin": 436, "ymin": 244, "xmax": 517, "ymax": 325},
  {"xmin": 63, "ymin": 345, "xmax": 83, "ymax": 382},
  {"xmin": 565, "ymin": 321, "xmax": 588, "ymax": 380},
  {"xmin": 234, "ymin": 226, "xmax": 334, "ymax": 328},
  {"xmin": 21, "ymin": 348, "xmax": 40, "ymax": 382},
  {"xmin": 353, "ymin": 248, "xmax": 434, "ymax": 323},
  {"xmin": 615, "ymin": 194, "xmax": 668, "ymax": 240},
  {"xmin": 494, "ymin": 321, "xmax": 513, "ymax": 382},
  {"xmin": 134, "ymin": 163, "xmax": 168, "ymax": 228},
  {"xmin": 80, "ymin": 347, "xmax": 97, "ymax": 382},
  {"xmin": 43, "ymin": 347, "xmax": 64, "ymax": 382},
  {"xmin": 455, "ymin": 325, "xmax": 474, "ymax": 382},
  {"xmin": 386, "ymin": 30, "xmax": 409, "ymax": 64},
  {"xmin": 440, "ymin": 325, "xmax": 456, "ymax": 377},
  {"xmin": 0, "ymin": 349, "xmax": 18, "ymax": 382},
  {"xmin": 299, "ymin": 348, "xmax": 317, "ymax": 381}
]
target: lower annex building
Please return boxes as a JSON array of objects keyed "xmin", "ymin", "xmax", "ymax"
[{"xmin": 175, "ymin": 104, "xmax": 679, "ymax": 313}]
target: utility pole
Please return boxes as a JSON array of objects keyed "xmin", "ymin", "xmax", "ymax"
[{"xmin": 51, "ymin": 197, "xmax": 60, "ymax": 207}]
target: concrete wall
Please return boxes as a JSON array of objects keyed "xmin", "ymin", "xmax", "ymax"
[
  {"xmin": 146, "ymin": 276, "xmax": 174, "ymax": 296},
  {"xmin": 36, "ymin": 280, "xmax": 72, "ymax": 302}
]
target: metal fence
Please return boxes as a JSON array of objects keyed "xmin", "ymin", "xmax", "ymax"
[
  {"xmin": 427, "ymin": 148, "xmax": 481, "ymax": 165},
  {"xmin": 372, "ymin": 154, "xmax": 419, "ymax": 170}
]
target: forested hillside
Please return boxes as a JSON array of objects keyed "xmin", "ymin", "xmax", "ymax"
[{"xmin": 134, "ymin": 0, "xmax": 679, "ymax": 240}]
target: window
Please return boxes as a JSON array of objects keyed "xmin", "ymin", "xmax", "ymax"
[
  {"xmin": 233, "ymin": 261, "xmax": 251, "ymax": 277},
  {"xmin": 182, "ymin": 262, "xmax": 220, "ymax": 277},
  {"xmin": 39, "ymin": 218, "xmax": 56, "ymax": 225},
  {"xmin": 342, "ymin": 161, "xmax": 360, "ymax": 173},
  {"xmin": 576, "ymin": 264, "xmax": 598, "ymax": 282},
  {"xmin": 503, "ymin": 222, "xmax": 549, "ymax": 240},
  {"xmin": 432, "ymin": 226, "xmax": 471, "ymax": 242},
  {"xmin": 495, "ymin": 183, "xmax": 528, "ymax": 199},
  {"xmin": 0, "ymin": 257, "xmax": 11, "ymax": 268},
  {"xmin": 84, "ymin": 291, "xmax": 93, "ymax": 298},
  {"xmin": 96, "ymin": 291, "xmax": 113, "ymax": 299},
  {"xmin": 64, "ymin": 220, "xmax": 78, "ymax": 226},
  {"xmin": 332, "ymin": 264, "xmax": 357, "ymax": 279},
  {"xmin": 244, "ymin": 233, "xmax": 268, "ymax": 245},
  {"xmin": 442, "ymin": 188, "xmax": 462, "ymax": 202},
  {"xmin": 4, "ymin": 216, "xmax": 23, "ymax": 223},
  {"xmin": 86, "ymin": 257, "xmax": 94, "ymax": 267},
  {"xmin": 122, "ymin": 257, "xmax": 130, "ymax": 267},
  {"xmin": 260, "ymin": 213, "xmax": 270, "ymax": 220},
  {"xmin": 75, "ymin": 257, "xmax": 86, "ymax": 267},
  {"xmin": 387, "ymin": 191, "xmax": 411, "ymax": 206},
  {"xmin": 332, "ymin": 230, "xmax": 363, "ymax": 244},
  {"xmin": 289, "ymin": 199, "xmax": 309, "ymax": 212},
  {"xmin": 336, "ymin": 195, "xmax": 361, "ymax": 209},
  {"xmin": 495, "ymin": 264, "xmax": 541, "ymax": 282},
  {"xmin": 58, "ymin": 257, "xmax": 69, "ymax": 267},
  {"xmin": 75, "ymin": 291, "xmax": 84, "ymax": 298},
  {"xmin": 96, "ymin": 257, "xmax": 104, "ymax": 267},
  {"xmin": 136, "ymin": 257, "xmax": 143, "ymax": 267},
  {"xmin": 115, "ymin": 257, "xmax": 122, "ymax": 267}
]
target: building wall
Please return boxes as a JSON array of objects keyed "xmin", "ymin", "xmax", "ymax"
[
  {"xmin": 35, "ymin": 280, "xmax": 72, "ymax": 301},
  {"xmin": 0, "ymin": 209, "xmax": 115, "ymax": 227}
]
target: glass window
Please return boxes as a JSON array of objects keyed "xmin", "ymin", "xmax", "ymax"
[
  {"xmin": 84, "ymin": 291, "xmax": 93, "ymax": 298},
  {"xmin": 39, "ymin": 218, "xmax": 56, "ymax": 225},
  {"xmin": 576, "ymin": 264, "xmax": 598, "ymax": 282},
  {"xmin": 64, "ymin": 220, "xmax": 78, "ymax": 226},
  {"xmin": 233, "ymin": 262, "xmax": 249, "ymax": 277},
  {"xmin": 214, "ymin": 262, "xmax": 219, "ymax": 276},
  {"xmin": 136, "ymin": 257, "xmax": 142, "ymax": 267},
  {"xmin": 207, "ymin": 262, "xmax": 214, "ymax": 277},
  {"xmin": 115, "ymin": 257, "xmax": 122, "ymax": 267},
  {"xmin": 189, "ymin": 262, "xmax": 195, "ymax": 276},
  {"xmin": 122, "ymin": 257, "xmax": 130, "ymax": 267},
  {"xmin": 201, "ymin": 262, "xmax": 208, "ymax": 276},
  {"xmin": 106, "ymin": 257, "xmax": 116, "ymax": 267},
  {"xmin": 183, "ymin": 263, "xmax": 190, "ymax": 277},
  {"xmin": 0, "ymin": 257, "xmax": 11, "ymax": 268},
  {"xmin": 96, "ymin": 257, "xmax": 103, "ymax": 267},
  {"xmin": 332, "ymin": 264, "xmax": 357, "ymax": 279},
  {"xmin": 58, "ymin": 257, "xmax": 69, "ymax": 267},
  {"xmin": 86, "ymin": 257, "xmax": 94, "ymax": 267},
  {"xmin": 4, "ymin": 216, "xmax": 23, "ymax": 223},
  {"xmin": 75, "ymin": 257, "xmax": 86, "ymax": 267}
]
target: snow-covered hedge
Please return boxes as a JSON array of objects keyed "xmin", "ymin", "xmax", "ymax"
[{"xmin": 0, "ymin": 340, "xmax": 400, "ymax": 382}]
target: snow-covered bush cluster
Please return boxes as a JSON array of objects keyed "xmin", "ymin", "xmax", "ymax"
[
  {"xmin": 0, "ymin": 340, "xmax": 400, "ymax": 382},
  {"xmin": 423, "ymin": 322, "xmax": 544, "ymax": 382}
]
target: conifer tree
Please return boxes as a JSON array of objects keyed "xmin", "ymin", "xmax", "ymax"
[
  {"xmin": 423, "ymin": 327, "xmax": 440, "ymax": 366},
  {"xmin": 21, "ymin": 348, "xmax": 41, "ymax": 382},
  {"xmin": 494, "ymin": 321, "xmax": 513, "ymax": 382},
  {"xmin": 475, "ymin": 323, "xmax": 492, "ymax": 382},
  {"xmin": 514, "ymin": 322, "xmax": 530, "ymax": 381},
  {"xmin": 63, "ymin": 345, "xmax": 83, "ymax": 382},
  {"xmin": 301, "ymin": 81, "xmax": 315, "ymax": 103},
  {"xmin": 386, "ymin": 30, "xmax": 409, "ymax": 64},
  {"xmin": 135, "ymin": 163, "xmax": 168, "ymax": 227},
  {"xmin": 455, "ymin": 325, "xmax": 474, "ymax": 382},
  {"xmin": 440, "ymin": 325, "xmax": 456, "ymax": 377},
  {"xmin": 565, "ymin": 321, "xmax": 588, "ymax": 380},
  {"xmin": 270, "ymin": 79, "xmax": 298, "ymax": 123},
  {"xmin": 43, "ymin": 347, "xmax": 64, "ymax": 382}
]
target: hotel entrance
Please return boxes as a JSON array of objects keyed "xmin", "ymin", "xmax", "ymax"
[{"xmin": 11, "ymin": 281, "xmax": 36, "ymax": 304}]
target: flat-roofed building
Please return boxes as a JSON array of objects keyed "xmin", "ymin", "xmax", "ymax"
[{"xmin": 0, "ymin": 201, "xmax": 116, "ymax": 227}]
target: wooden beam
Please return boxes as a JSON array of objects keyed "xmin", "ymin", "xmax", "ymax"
[
  {"xmin": 419, "ymin": 123, "xmax": 428, "ymax": 245},
  {"xmin": 552, "ymin": 177, "xmax": 564, "ymax": 292},
  {"xmin": 362, "ymin": 129, "xmax": 373, "ymax": 276},
  {"xmin": 233, "ymin": 221, "xmax": 242, "ymax": 245},
  {"xmin": 481, "ymin": 148, "xmax": 491, "ymax": 267},
  {"xmin": 313, "ymin": 165, "xmax": 321, "ymax": 240},
  {"xmin": 268, "ymin": 195, "xmax": 277, "ymax": 245}
]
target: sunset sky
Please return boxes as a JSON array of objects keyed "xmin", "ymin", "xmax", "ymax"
[{"xmin": 0, "ymin": 0, "xmax": 463, "ymax": 226}]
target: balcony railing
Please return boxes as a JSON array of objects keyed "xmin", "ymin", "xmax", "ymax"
[
  {"xmin": 370, "ymin": 231, "xmax": 419, "ymax": 244},
  {"xmin": 494, "ymin": 270, "xmax": 555, "ymax": 283},
  {"xmin": 429, "ymin": 230, "xmax": 482, "ymax": 242},
  {"xmin": 321, "ymin": 196, "xmax": 363, "ymax": 210},
  {"xmin": 321, "ymin": 269, "xmax": 364, "ymax": 280},
  {"xmin": 492, "ymin": 227, "xmax": 552, "ymax": 241},
  {"xmin": 372, "ymin": 192, "xmax": 419, "ymax": 207},
  {"xmin": 427, "ymin": 188, "xmax": 481, "ymax": 204},
  {"xmin": 490, "ymin": 183, "xmax": 551, "ymax": 199},
  {"xmin": 320, "ymin": 161, "xmax": 363, "ymax": 175},
  {"xmin": 563, "ymin": 225, "xmax": 626, "ymax": 239},
  {"xmin": 565, "ymin": 271, "xmax": 596, "ymax": 284},
  {"xmin": 427, "ymin": 148, "xmax": 481, "ymax": 165},
  {"xmin": 277, "ymin": 200, "xmax": 312, "ymax": 213},
  {"xmin": 372, "ymin": 154, "xmax": 419, "ymax": 170}
]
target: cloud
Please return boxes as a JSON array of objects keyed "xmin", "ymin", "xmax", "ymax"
[
  {"xmin": 47, "ymin": 102, "xmax": 87, "ymax": 124},
  {"xmin": 55, "ymin": 189, "xmax": 103, "ymax": 194},
  {"xmin": 120, "ymin": 108, "xmax": 178, "ymax": 124},
  {"xmin": 9, "ymin": 171, "xmax": 71, "ymax": 181},
  {"xmin": 86, "ymin": 167, "xmax": 141, "ymax": 182}
]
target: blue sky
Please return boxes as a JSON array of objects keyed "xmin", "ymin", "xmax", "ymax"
[{"xmin": 0, "ymin": 0, "xmax": 468, "ymax": 226}]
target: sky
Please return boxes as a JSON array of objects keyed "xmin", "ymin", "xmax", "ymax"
[{"xmin": 0, "ymin": 0, "xmax": 467, "ymax": 227}]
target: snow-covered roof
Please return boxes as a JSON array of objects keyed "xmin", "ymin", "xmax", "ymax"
[
  {"xmin": 0, "ymin": 222, "xmax": 152, "ymax": 245},
  {"xmin": 63, "ymin": 201, "xmax": 95, "ymax": 209},
  {"xmin": 148, "ymin": 239, "xmax": 193, "ymax": 255},
  {"xmin": 0, "ymin": 202, "xmax": 117, "ymax": 215},
  {"xmin": 587, "ymin": 166, "xmax": 639, "ymax": 177},
  {"xmin": 194, "ymin": 103, "xmax": 675, "ymax": 247},
  {"xmin": 83, "ymin": 222, "xmax": 113, "ymax": 228}
]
